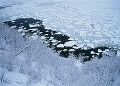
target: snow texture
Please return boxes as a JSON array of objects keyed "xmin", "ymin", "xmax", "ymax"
[{"xmin": 0, "ymin": 0, "xmax": 120, "ymax": 86}]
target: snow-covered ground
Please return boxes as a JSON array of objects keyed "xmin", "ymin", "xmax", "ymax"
[{"xmin": 0, "ymin": 0, "xmax": 120, "ymax": 86}]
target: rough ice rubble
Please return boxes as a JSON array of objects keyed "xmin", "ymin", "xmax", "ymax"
[
  {"xmin": 2, "ymin": 0, "xmax": 118, "ymax": 49},
  {"xmin": 4, "ymin": 18, "xmax": 114, "ymax": 61}
]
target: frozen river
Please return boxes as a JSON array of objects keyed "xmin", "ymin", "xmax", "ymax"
[
  {"xmin": 0, "ymin": 0, "xmax": 120, "ymax": 49},
  {"xmin": 0, "ymin": 0, "xmax": 120, "ymax": 86}
]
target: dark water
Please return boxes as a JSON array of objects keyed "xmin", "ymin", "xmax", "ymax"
[{"xmin": 4, "ymin": 18, "xmax": 114, "ymax": 62}]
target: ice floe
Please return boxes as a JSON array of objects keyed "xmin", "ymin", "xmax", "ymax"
[
  {"xmin": 69, "ymin": 49, "xmax": 75, "ymax": 52},
  {"xmin": 98, "ymin": 49, "xmax": 102, "ymax": 53},
  {"xmin": 64, "ymin": 41, "xmax": 76, "ymax": 47},
  {"xmin": 91, "ymin": 51, "xmax": 95, "ymax": 54},
  {"xmin": 18, "ymin": 29, "xmax": 24, "ymax": 33},
  {"xmin": 57, "ymin": 44, "xmax": 64, "ymax": 48},
  {"xmin": 10, "ymin": 26, "xmax": 16, "ymax": 29},
  {"xmin": 40, "ymin": 36, "xmax": 46, "ymax": 39},
  {"xmin": 29, "ymin": 24, "xmax": 40, "ymax": 28}
]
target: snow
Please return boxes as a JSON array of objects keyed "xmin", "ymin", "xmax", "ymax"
[
  {"xmin": 21, "ymin": 32, "xmax": 25, "ymax": 37},
  {"xmin": 29, "ymin": 28, "xmax": 38, "ymax": 32},
  {"xmin": 57, "ymin": 44, "xmax": 64, "ymax": 48},
  {"xmin": 78, "ymin": 43, "xmax": 85, "ymax": 48},
  {"xmin": 18, "ymin": 29, "xmax": 24, "ymax": 33},
  {"xmin": 68, "ymin": 38, "xmax": 74, "ymax": 41},
  {"xmin": 63, "ymin": 49, "xmax": 67, "ymax": 51},
  {"xmin": 87, "ymin": 43, "xmax": 94, "ymax": 48},
  {"xmin": 31, "ymin": 35, "xmax": 39, "ymax": 40},
  {"xmin": 0, "ymin": 0, "xmax": 120, "ymax": 86},
  {"xmin": 64, "ymin": 41, "xmax": 77, "ymax": 47},
  {"xmin": 10, "ymin": 26, "xmax": 16, "ymax": 29},
  {"xmin": 117, "ymin": 51, "xmax": 120, "ymax": 57},
  {"xmin": 74, "ymin": 61, "xmax": 82, "ymax": 70},
  {"xmin": 55, "ymin": 32, "xmax": 62, "ymax": 35},
  {"xmin": 40, "ymin": 36, "xmax": 46, "ymax": 39},
  {"xmin": 51, "ymin": 39, "xmax": 57, "ymax": 43},
  {"xmin": 72, "ymin": 46, "xmax": 79, "ymax": 49},
  {"xmin": 29, "ymin": 24, "xmax": 40, "ymax": 28},
  {"xmin": 0, "ymin": 67, "xmax": 28, "ymax": 86},
  {"xmin": 4, "ymin": 72, "xmax": 28, "ymax": 85},
  {"xmin": 91, "ymin": 51, "xmax": 95, "ymax": 54},
  {"xmin": 69, "ymin": 49, "xmax": 75, "ymax": 52},
  {"xmin": 32, "ymin": 32, "xmax": 37, "ymax": 36},
  {"xmin": 98, "ymin": 49, "xmax": 103, "ymax": 53},
  {"xmin": 45, "ymin": 27, "xmax": 52, "ymax": 29}
]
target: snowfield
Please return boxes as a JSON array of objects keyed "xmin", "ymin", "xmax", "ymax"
[{"xmin": 0, "ymin": 0, "xmax": 120, "ymax": 86}]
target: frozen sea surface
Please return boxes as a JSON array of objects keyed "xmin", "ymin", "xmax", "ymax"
[{"xmin": 0, "ymin": 0, "xmax": 120, "ymax": 48}]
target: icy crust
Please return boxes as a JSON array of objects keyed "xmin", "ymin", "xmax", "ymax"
[{"xmin": 4, "ymin": 18, "xmax": 117, "ymax": 62}]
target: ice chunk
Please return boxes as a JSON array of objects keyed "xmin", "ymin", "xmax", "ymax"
[
  {"xmin": 104, "ymin": 49, "xmax": 109, "ymax": 52},
  {"xmin": 64, "ymin": 41, "xmax": 76, "ymax": 47},
  {"xmin": 44, "ymin": 34, "xmax": 48, "ymax": 36},
  {"xmin": 98, "ymin": 49, "xmax": 102, "ymax": 52},
  {"xmin": 11, "ymin": 20, "xmax": 15, "ymax": 23},
  {"xmin": 50, "ymin": 37, "xmax": 54, "ymax": 39},
  {"xmin": 63, "ymin": 49, "xmax": 67, "ymax": 51},
  {"xmin": 33, "ymin": 32, "xmax": 37, "ymax": 35},
  {"xmin": 29, "ymin": 28, "xmax": 38, "ymax": 32},
  {"xmin": 24, "ymin": 30, "xmax": 28, "ymax": 33},
  {"xmin": 29, "ymin": 24, "xmax": 40, "ymax": 28},
  {"xmin": 10, "ymin": 26, "xmax": 16, "ymax": 29},
  {"xmin": 83, "ymin": 46, "xmax": 88, "ymax": 50},
  {"xmin": 21, "ymin": 32, "xmax": 25, "ymax": 37},
  {"xmin": 55, "ymin": 32, "xmax": 62, "ymax": 35},
  {"xmin": 96, "ymin": 53, "xmax": 100, "ymax": 55},
  {"xmin": 51, "ymin": 39, "xmax": 57, "ymax": 43},
  {"xmin": 40, "ymin": 36, "xmax": 46, "ymax": 39},
  {"xmin": 45, "ymin": 30, "xmax": 49, "ymax": 32},
  {"xmin": 91, "ymin": 51, "xmax": 95, "ymax": 54},
  {"xmin": 18, "ymin": 29, "xmax": 24, "ymax": 33},
  {"xmin": 57, "ymin": 44, "xmax": 64, "ymax": 48},
  {"xmin": 52, "ymin": 43, "xmax": 58, "ymax": 46},
  {"xmin": 39, "ymin": 32, "xmax": 43, "ymax": 34},
  {"xmin": 44, "ymin": 41, "xmax": 49, "ymax": 44},
  {"xmin": 68, "ymin": 38, "xmax": 74, "ymax": 41},
  {"xmin": 69, "ymin": 49, "xmax": 75, "ymax": 52},
  {"xmin": 73, "ymin": 46, "xmax": 80, "ymax": 49}
]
